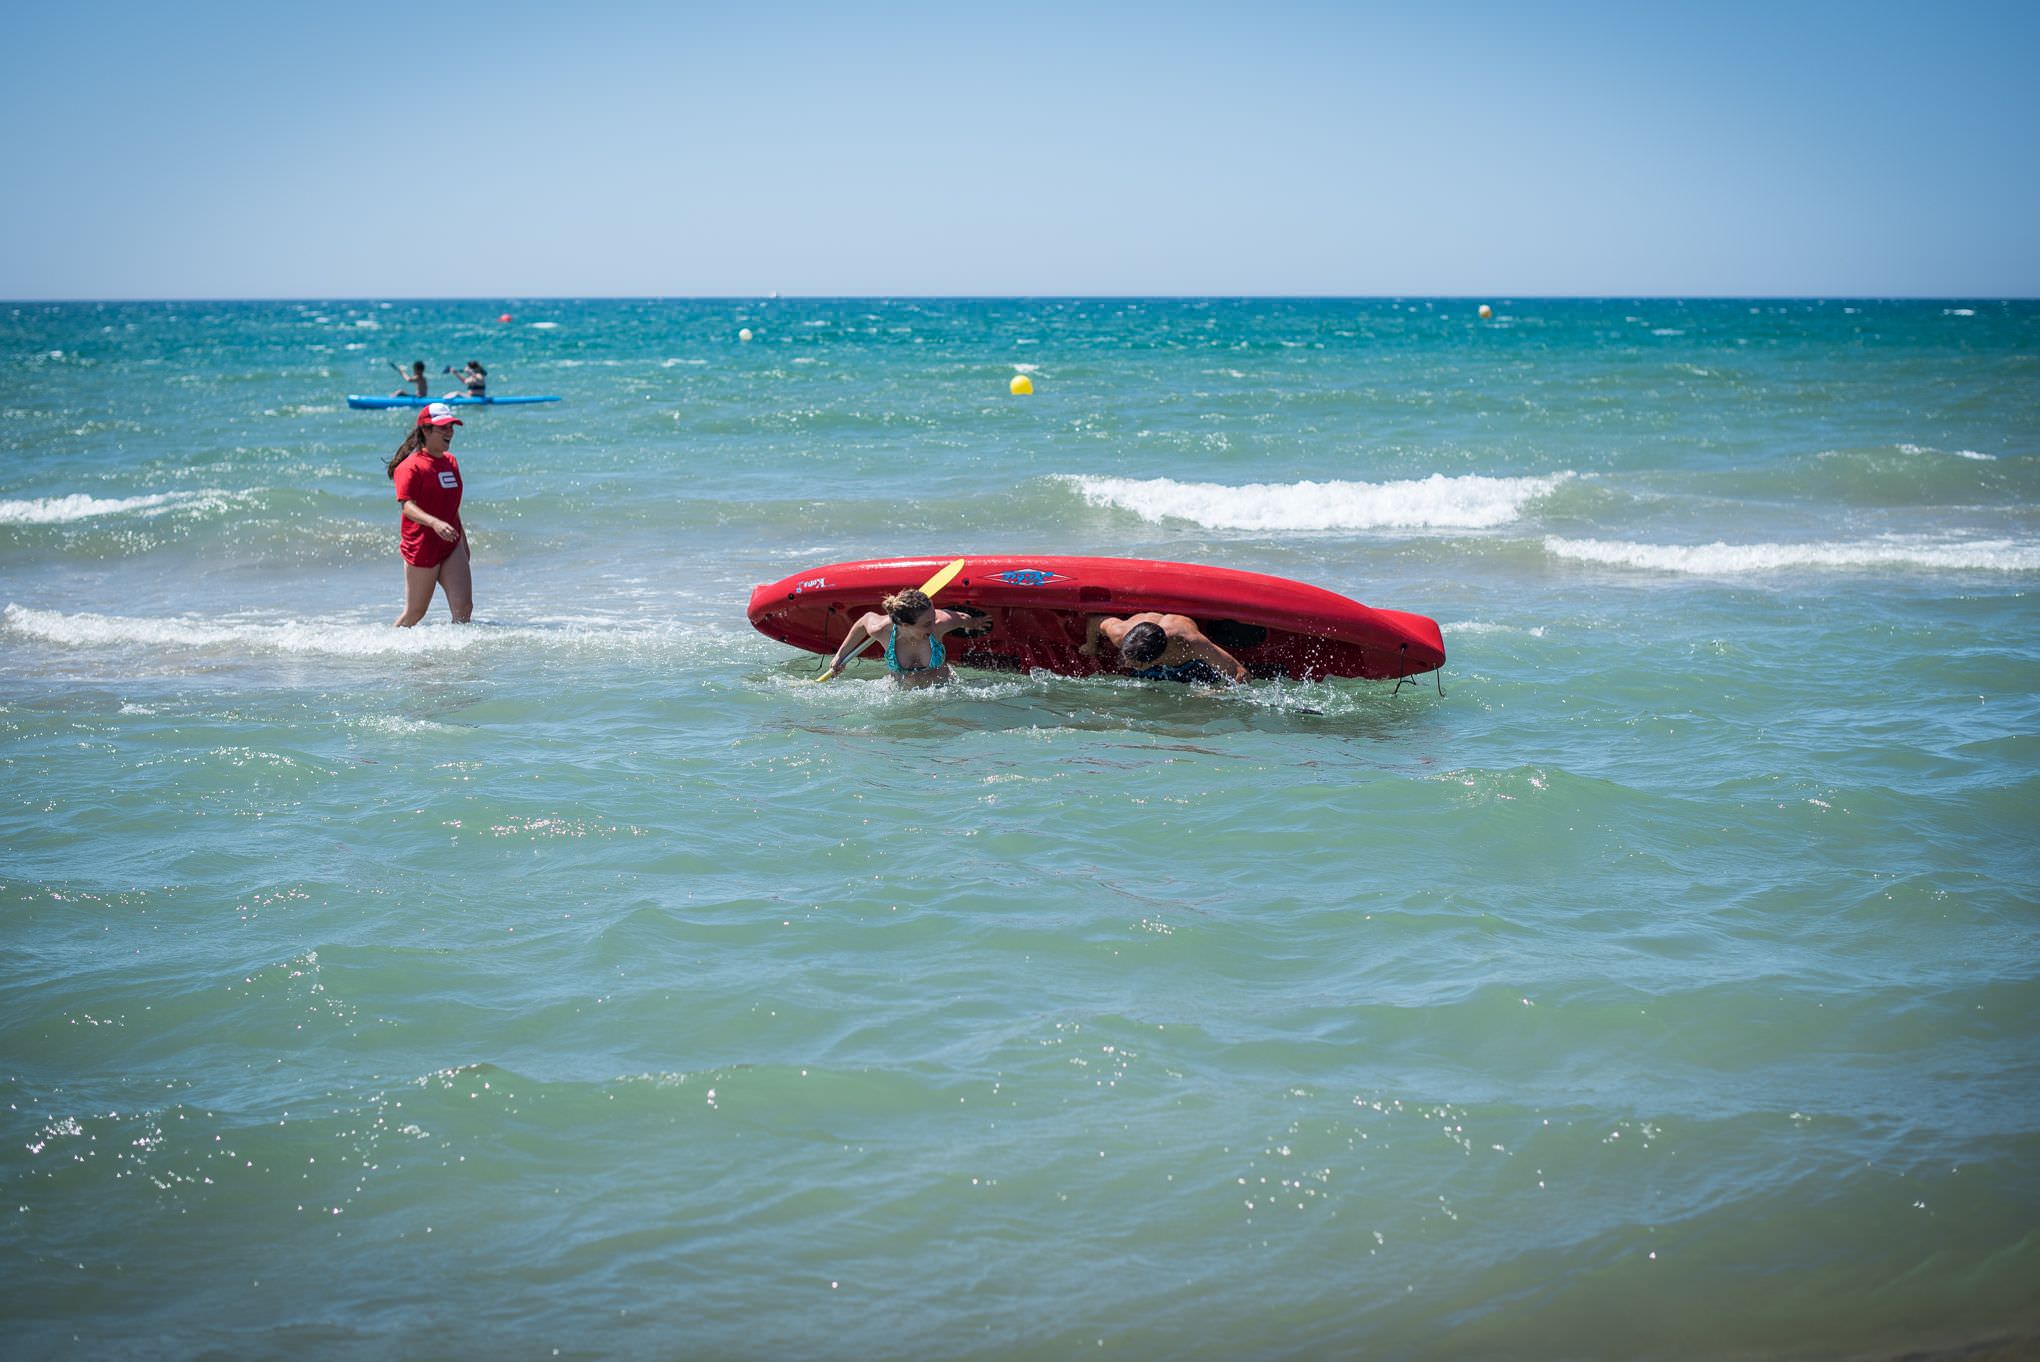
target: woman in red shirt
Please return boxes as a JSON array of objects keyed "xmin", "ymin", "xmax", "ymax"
[{"xmin": 385, "ymin": 402, "xmax": 473, "ymax": 627}]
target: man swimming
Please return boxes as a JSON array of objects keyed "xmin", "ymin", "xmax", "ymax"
[{"xmin": 1080, "ymin": 613, "xmax": 1250, "ymax": 685}]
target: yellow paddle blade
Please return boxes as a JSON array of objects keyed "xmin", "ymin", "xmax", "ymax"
[{"xmin": 917, "ymin": 558, "xmax": 965, "ymax": 598}]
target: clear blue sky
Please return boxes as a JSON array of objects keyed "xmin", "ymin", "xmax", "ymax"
[{"xmin": 3, "ymin": 0, "xmax": 2034, "ymax": 298}]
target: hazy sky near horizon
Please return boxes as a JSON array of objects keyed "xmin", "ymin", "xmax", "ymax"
[{"xmin": 3, "ymin": 0, "xmax": 2034, "ymax": 299}]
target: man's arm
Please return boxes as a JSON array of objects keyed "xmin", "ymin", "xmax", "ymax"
[
  {"xmin": 1178, "ymin": 625, "xmax": 1249, "ymax": 683},
  {"xmin": 934, "ymin": 607, "xmax": 991, "ymax": 638},
  {"xmin": 1079, "ymin": 615, "xmax": 1114, "ymax": 657}
]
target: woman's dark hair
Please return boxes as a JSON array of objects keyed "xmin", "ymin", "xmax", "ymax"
[
  {"xmin": 1120, "ymin": 621, "xmax": 1167, "ymax": 665},
  {"xmin": 882, "ymin": 588, "xmax": 933, "ymax": 623},
  {"xmin": 466, "ymin": 362, "xmax": 485, "ymax": 375},
  {"xmin": 384, "ymin": 426, "xmax": 430, "ymax": 479}
]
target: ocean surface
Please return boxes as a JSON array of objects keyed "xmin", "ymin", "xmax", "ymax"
[{"xmin": 2, "ymin": 297, "xmax": 2035, "ymax": 1360}]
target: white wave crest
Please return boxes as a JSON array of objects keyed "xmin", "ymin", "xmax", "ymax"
[
  {"xmin": 1055, "ymin": 472, "xmax": 1570, "ymax": 531},
  {"xmin": 2, "ymin": 604, "xmax": 719, "ymax": 658},
  {"xmin": 1446, "ymin": 621, "xmax": 1547, "ymax": 637},
  {"xmin": 1898, "ymin": 443, "xmax": 1996, "ymax": 460},
  {"xmin": 0, "ymin": 489, "xmax": 249, "ymax": 525},
  {"xmin": 1543, "ymin": 536, "xmax": 2040, "ymax": 575}
]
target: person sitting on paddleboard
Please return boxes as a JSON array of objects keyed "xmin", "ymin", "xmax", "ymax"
[
  {"xmin": 819, "ymin": 589, "xmax": 979, "ymax": 689},
  {"xmin": 386, "ymin": 402, "xmax": 473, "ymax": 628},
  {"xmin": 394, "ymin": 360, "xmax": 428, "ymax": 397},
  {"xmin": 448, "ymin": 361, "xmax": 486, "ymax": 397},
  {"xmin": 1081, "ymin": 614, "xmax": 1249, "ymax": 685}
]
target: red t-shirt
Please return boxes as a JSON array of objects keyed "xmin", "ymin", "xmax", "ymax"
[{"xmin": 393, "ymin": 452, "xmax": 464, "ymax": 567}]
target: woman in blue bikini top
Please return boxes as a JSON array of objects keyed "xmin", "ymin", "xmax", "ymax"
[{"xmin": 818, "ymin": 588, "xmax": 980, "ymax": 689}]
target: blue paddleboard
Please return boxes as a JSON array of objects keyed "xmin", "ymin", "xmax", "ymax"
[{"xmin": 346, "ymin": 395, "xmax": 562, "ymax": 410}]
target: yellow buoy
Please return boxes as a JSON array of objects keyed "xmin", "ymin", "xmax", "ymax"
[
  {"xmin": 1478, "ymin": 304, "xmax": 1493, "ymax": 320},
  {"xmin": 1010, "ymin": 374, "xmax": 1034, "ymax": 396},
  {"xmin": 738, "ymin": 328, "xmax": 754, "ymax": 342}
]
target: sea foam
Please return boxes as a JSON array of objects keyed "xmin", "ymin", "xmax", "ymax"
[
  {"xmin": 1056, "ymin": 472, "xmax": 1570, "ymax": 531},
  {"xmin": 1543, "ymin": 536, "xmax": 2040, "ymax": 575},
  {"xmin": 1898, "ymin": 443, "xmax": 1995, "ymax": 461},
  {"xmin": 0, "ymin": 489, "xmax": 247, "ymax": 525},
  {"xmin": 2, "ymin": 604, "xmax": 718, "ymax": 659}
]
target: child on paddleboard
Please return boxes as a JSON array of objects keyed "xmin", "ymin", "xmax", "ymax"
[
  {"xmin": 819, "ymin": 589, "xmax": 980, "ymax": 689},
  {"xmin": 385, "ymin": 402, "xmax": 473, "ymax": 627},
  {"xmin": 448, "ymin": 361, "xmax": 486, "ymax": 397}
]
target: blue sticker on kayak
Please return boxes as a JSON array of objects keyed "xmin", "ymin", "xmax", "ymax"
[{"xmin": 987, "ymin": 569, "xmax": 1070, "ymax": 587}]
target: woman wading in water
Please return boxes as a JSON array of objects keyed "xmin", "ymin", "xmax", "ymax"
[
  {"xmin": 386, "ymin": 402, "xmax": 473, "ymax": 627},
  {"xmin": 819, "ymin": 589, "xmax": 980, "ymax": 688}
]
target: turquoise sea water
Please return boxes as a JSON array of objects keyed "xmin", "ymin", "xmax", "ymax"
[{"xmin": 2, "ymin": 298, "xmax": 2036, "ymax": 1360}]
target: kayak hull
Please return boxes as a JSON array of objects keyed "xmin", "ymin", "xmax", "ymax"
[
  {"xmin": 747, "ymin": 555, "xmax": 1446, "ymax": 681},
  {"xmin": 346, "ymin": 395, "xmax": 562, "ymax": 409}
]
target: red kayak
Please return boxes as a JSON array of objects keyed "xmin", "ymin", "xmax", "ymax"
[{"xmin": 746, "ymin": 555, "xmax": 1445, "ymax": 682}]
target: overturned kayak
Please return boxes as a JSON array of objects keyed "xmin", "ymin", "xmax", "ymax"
[
  {"xmin": 747, "ymin": 555, "xmax": 1446, "ymax": 682},
  {"xmin": 346, "ymin": 395, "xmax": 562, "ymax": 410}
]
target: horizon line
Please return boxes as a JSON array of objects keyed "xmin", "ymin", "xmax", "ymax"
[{"xmin": 6, "ymin": 293, "xmax": 2036, "ymax": 306}]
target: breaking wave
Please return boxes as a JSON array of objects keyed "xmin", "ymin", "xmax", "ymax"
[
  {"xmin": 0, "ymin": 489, "xmax": 252, "ymax": 525},
  {"xmin": 1, "ymin": 604, "xmax": 724, "ymax": 660},
  {"xmin": 1054, "ymin": 472, "xmax": 1571, "ymax": 531},
  {"xmin": 1543, "ymin": 536, "xmax": 2040, "ymax": 575}
]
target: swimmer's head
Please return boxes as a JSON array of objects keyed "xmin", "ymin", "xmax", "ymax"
[
  {"xmin": 882, "ymin": 589, "xmax": 935, "ymax": 627},
  {"xmin": 1120, "ymin": 621, "xmax": 1167, "ymax": 666}
]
